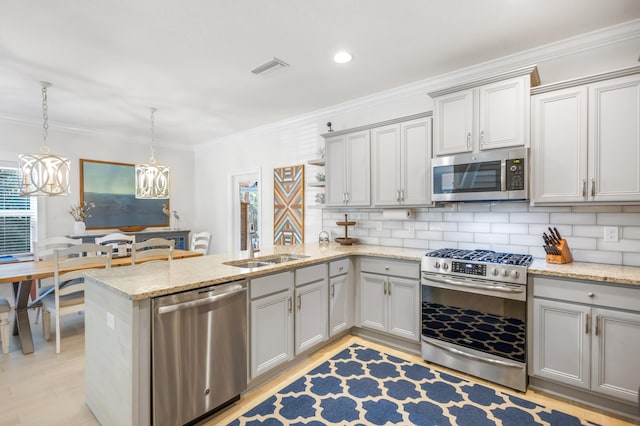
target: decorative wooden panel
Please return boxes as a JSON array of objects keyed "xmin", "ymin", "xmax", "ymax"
[{"xmin": 274, "ymin": 165, "xmax": 304, "ymax": 245}]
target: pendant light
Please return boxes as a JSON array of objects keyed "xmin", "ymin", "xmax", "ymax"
[
  {"xmin": 135, "ymin": 108, "xmax": 170, "ymax": 199},
  {"xmin": 19, "ymin": 82, "xmax": 71, "ymax": 196}
]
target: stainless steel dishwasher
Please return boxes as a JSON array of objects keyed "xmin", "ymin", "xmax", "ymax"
[{"xmin": 152, "ymin": 280, "xmax": 247, "ymax": 426}]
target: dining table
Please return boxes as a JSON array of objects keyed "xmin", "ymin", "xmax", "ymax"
[{"xmin": 0, "ymin": 249, "xmax": 202, "ymax": 354}]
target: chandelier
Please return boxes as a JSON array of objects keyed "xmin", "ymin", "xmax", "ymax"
[
  {"xmin": 135, "ymin": 108, "xmax": 170, "ymax": 199},
  {"xmin": 19, "ymin": 82, "xmax": 70, "ymax": 196}
]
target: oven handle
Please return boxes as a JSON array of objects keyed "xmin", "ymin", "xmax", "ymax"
[
  {"xmin": 422, "ymin": 274, "xmax": 524, "ymax": 294},
  {"xmin": 423, "ymin": 338, "xmax": 523, "ymax": 369}
]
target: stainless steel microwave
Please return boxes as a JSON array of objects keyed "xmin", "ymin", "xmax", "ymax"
[{"xmin": 432, "ymin": 147, "xmax": 528, "ymax": 202}]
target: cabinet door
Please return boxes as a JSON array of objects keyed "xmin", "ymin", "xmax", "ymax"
[
  {"xmin": 387, "ymin": 276, "xmax": 420, "ymax": 341},
  {"xmin": 433, "ymin": 89, "xmax": 474, "ymax": 156},
  {"xmin": 591, "ymin": 308, "xmax": 640, "ymax": 403},
  {"xmin": 325, "ymin": 135, "xmax": 346, "ymax": 206},
  {"xmin": 400, "ymin": 118, "xmax": 431, "ymax": 205},
  {"xmin": 531, "ymin": 87, "xmax": 588, "ymax": 203},
  {"xmin": 329, "ymin": 274, "xmax": 350, "ymax": 336},
  {"xmin": 250, "ymin": 289, "xmax": 294, "ymax": 379},
  {"xmin": 295, "ymin": 279, "xmax": 328, "ymax": 355},
  {"xmin": 360, "ymin": 272, "xmax": 387, "ymax": 332},
  {"xmin": 478, "ymin": 76, "xmax": 527, "ymax": 151},
  {"xmin": 588, "ymin": 75, "xmax": 640, "ymax": 202},
  {"xmin": 532, "ymin": 298, "xmax": 590, "ymax": 390},
  {"xmin": 371, "ymin": 124, "xmax": 401, "ymax": 206},
  {"xmin": 345, "ymin": 131, "xmax": 371, "ymax": 206}
]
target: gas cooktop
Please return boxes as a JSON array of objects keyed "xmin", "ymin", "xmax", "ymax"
[{"xmin": 424, "ymin": 248, "xmax": 533, "ymax": 266}]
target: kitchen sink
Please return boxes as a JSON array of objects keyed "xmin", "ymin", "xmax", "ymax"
[{"xmin": 223, "ymin": 254, "xmax": 309, "ymax": 269}]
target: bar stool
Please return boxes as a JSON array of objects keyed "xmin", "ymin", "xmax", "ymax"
[{"xmin": 0, "ymin": 297, "xmax": 11, "ymax": 354}]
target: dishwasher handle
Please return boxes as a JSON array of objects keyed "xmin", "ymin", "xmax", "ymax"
[{"xmin": 157, "ymin": 286, "xmax": 246, "ymax": 315}]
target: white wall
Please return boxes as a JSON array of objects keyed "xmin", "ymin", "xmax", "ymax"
[
  {"xmin": 0, "ymin": 119, "xmax": 195, "ymax": 239},
  {"xmin": 194, "ymin": 20, "xmax": 640, "ymax": 260}
]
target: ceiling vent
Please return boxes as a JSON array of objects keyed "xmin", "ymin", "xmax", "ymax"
[{"xmin": 251, "ymin": 57, "xmax": 289, "ymax": 75}]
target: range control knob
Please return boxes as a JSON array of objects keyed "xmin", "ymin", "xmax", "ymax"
[
  {"xmin": 501, "ymin": 269, "xmax": 509, "ymax": 277},
  {"xmin": 442, "ymin": 263, "xmax": 449, "ymax": 271},
  {"xmin": 434, "ymin": 261, "xmax": 440, "ymax": 269},
  {"xmin": 511, "ymin": 270, "xmax": 520, "ymax": 279},
  {"xmin": 490, "ymin": 267, "xmax": 499, "ymax": 276}
]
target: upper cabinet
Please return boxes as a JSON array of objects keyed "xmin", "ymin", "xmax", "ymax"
[
  {"xmin": 371, "ymin": 117, "xmax": 432, "ymax": 206},
  {"xmin": 531, "ymin": 67, "xmax": 640, "ymax": 204},
  {"xmin": 430, "ymin": 66, "xmax": 539, "ymax": 156},
  {"xmin": 325, "ymin": 130, "xmax": 371, "ymax": 207}
]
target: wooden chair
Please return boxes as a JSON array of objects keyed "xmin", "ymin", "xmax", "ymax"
[
  {"xmin": 190, "ymin": 231, "xmax": 211, "ymax": 255},
  {"xmin": 95, "ymin": 233, "xmax": 135, "ymax": 257},
  {"xmin": 131, "ymin": 238, "xmax": 174, "ymax": 264},
  {"xmin": 34, "ymin": 237, "xmax": 82, "ymax": 324},
  {"xmin": 41, "ymin": 243, "xmax": 111, "ymax": 353},
  {"xmin": 0, "ymin": 298, "xmax": 11, "ymax": 354}
]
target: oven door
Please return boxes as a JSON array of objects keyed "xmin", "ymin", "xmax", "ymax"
[{"xmin": 421, "ymin": 273, "xmax": 526, "ymax": 364}]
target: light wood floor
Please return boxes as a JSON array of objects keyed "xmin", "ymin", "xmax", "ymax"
[{"xmin": 0, "ymin": 310, "xmax": 637, "ymax": 426}]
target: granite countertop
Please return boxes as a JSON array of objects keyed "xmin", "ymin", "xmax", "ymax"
[{"xmin": 85, "ymin": 242, "xmax": 640, "ymax": 301}]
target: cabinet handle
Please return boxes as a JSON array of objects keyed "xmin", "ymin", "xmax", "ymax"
[
  {"xmin": 585, "ymin": 313, "xmax": 590, "ymax": 334},
  {"xmin": 582, "ymin": 180, "xmax": 587, "ymax": 198},
  {"xmin": 331, "ymin": 283, "xmax": 335, "ymax": 297},
  {"xmin": 467, "ymin": 132, "xmax": 472, "ymax": 149},
  {"xmin": 591, "ymin": 179, "xmax": 596, "ymax": 197},
  {"xmin": 383, "ymin": 282, "xmax": 387, "ymax": 295},
  {"xmin": 345, "ymin": 192, "xmax": 349, "ymax": 204},
  {"xmin": 396, "ymin": 190, "xmax": 400, "ymax": 202},
  {"xmin": 588, "ymin": 292, "xmax": 594, "ymax": 298},
  {"xmin": 480, "ymin": 130, "xmax": 484, "ymax": 147},
  {"xmin": 400, "ymin": 190, "xmax": 404, "ymax": 202},
  {"xmin": 595, "ymin": 314, "xmax": 600, "ymax": 336},
  {"xmin": 338, "ymin": 266, "xmax": 344, "ymax": 271},
  {"xmin": 387, "ymin": 281, "xmax": 391, "ymax": 296},
  {"xmin": 297, "ymin": 294, "xmax": 301, "ymax": 310},
  {"xmin": 384, "ymin": 266, "xmax": 390, "ymax": 271},
  {"xmin": 288, "ymin": 297, "xmax": 292, "ymax": 313}
]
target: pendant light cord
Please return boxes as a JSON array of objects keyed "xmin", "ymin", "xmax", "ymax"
[
  {"xmin": 149, "ymin": 107, "xmax": 157, "ymax": 165},
  {"xmin": 41, "ymin": 82, "xmax": 51, "ymax": 154}
]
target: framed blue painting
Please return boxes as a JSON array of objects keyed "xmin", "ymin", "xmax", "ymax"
[{"xmin": 80, "ymin": 159, "xmax": 169, "ymax": 230}]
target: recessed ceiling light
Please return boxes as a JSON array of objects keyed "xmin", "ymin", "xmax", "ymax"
[{"xmin": 334, "ymin": 51, "xmax": 352, "ymax": 64}]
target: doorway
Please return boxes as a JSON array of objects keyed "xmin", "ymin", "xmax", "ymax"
[{"xmin": 230, "ymin": 170, "xmax": 260, "ymax": 252}]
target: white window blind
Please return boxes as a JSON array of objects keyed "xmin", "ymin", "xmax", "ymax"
[{"xmin": 0, "ymin": 166, "xmax": 37, "ymax": 255}]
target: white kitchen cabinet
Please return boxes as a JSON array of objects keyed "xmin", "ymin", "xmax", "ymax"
[
  {"xmin": 431, "ymin": 71, "xmax": 535, "ymax": 156},
  {"xmin": 371, "ymin": 117, "xmax": 432, "ymax": 206},
  {"xmin": 324, "ymin": 130, "xmax": 370, "ymax": 207},
  {"xmin": 294, "ymin": 264, "xmax": 328, "ymax": 355},
  {"xmin": 531, "ymin": 69, "xmax": 640, "ymax": 204},
  {"xmin": 329, "ymin": 258, "xmax": 353, "ymax": 337},
  {"xmin": 359, "ymin": 258, "xmax": 420, "ymax": 341},
  {"xmin": 531, "ymin": 276, "xmax": 640, "ymax": 404},
  {"xmin": 250, "ymin": 281, "xmax": 294, "ymax": 379}
]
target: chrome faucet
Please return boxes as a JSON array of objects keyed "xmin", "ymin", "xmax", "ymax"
[{"xmin": 247, "ymin": 224, "xmax": 259, "ymax": 257}]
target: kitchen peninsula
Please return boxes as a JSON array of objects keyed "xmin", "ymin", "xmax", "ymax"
[{"xmin": 83, "ymin": 243, "xmax": 640, "ymax": 426}]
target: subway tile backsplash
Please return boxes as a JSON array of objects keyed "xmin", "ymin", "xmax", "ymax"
[{"xmin": 322, "ymin": 203, "xmax": 640, "ymax": 267}]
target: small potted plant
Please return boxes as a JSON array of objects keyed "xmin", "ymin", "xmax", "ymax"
[{"xmin": 69, "ymin": 201, "xmax": 95, "ymax": 234}]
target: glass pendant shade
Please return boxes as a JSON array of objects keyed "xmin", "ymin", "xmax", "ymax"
[
  {"xmin": 18, "ymin": 151, "xmax": 71, "ymax": 196},
  {"xmin": 19, "ymin": 81, "xmax": 70, "ymax": 196},
  {"xmin": 135, "ymin": 162, "xmax": 170, "ymax": 199},
  {"xmin": 135, "ymin": 108, "xmax": 170, "ymax": 199}
]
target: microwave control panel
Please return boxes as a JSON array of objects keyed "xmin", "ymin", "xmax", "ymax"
[{"xmin": 506, "ymin": 158, "xmax": 525, "ymax": 191}]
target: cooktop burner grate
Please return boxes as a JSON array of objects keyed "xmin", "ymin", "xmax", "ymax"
[{"xmin": 425, "ymin": 248, "xmax": 533, "ymax": 266}]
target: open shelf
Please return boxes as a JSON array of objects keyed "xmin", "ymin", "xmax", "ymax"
[
  {"xmin": 307, "ymin": 159, "xmax": 325, "ymax": 166},
  {"xmin": 309, "ymin": 182, "xmax": 325, "ymax": 187}
]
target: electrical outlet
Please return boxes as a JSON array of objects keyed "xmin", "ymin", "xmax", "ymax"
[
  {"xmin": 604, "ymin": 226, "xmax": 619, "ymax": 242},
  {"xmin": 106, "ymin": 312, "xmax": 115, "ymax": 330}
]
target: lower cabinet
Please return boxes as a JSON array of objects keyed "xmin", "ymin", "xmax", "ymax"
[
  {"xmin": 294, "ymin": 264, "xmax": 328, "ymax": 355},
  {"xmin": 359, "ymin": 258, "xmax": 420, "ymax": 341},
  {"xmin": 329, "ymin": 258, "xmax": 353, "ymax": 337},
  {"xmin": 250, "ymin": 272, "xmax": 294, "ymax": 379},
  {"xmin": 250, "ymin": 265, "xmax": 329, "ymax": 380},
  {"xmin": 532, "ymin": 276, "xmax": 640, "ymax": 404}
]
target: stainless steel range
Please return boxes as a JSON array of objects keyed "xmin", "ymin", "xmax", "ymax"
[{"xmin": 421, "ymin": 248, "xmax": 533, "ymax": 392}]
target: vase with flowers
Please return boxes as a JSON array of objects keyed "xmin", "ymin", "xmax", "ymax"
[{"xmin": 69, "ymin": 201, "xmax": 95, "ymax": 234}]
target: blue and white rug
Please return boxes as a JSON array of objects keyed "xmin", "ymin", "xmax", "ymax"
[{"xmin": 229, "ymin": 344, "xmax": 598, "ymax": 425}]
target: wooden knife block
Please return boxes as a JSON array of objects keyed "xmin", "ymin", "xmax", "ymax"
[{"xmin": 546, "ymin": 239, "xmax": 573, "ymax": 264}]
